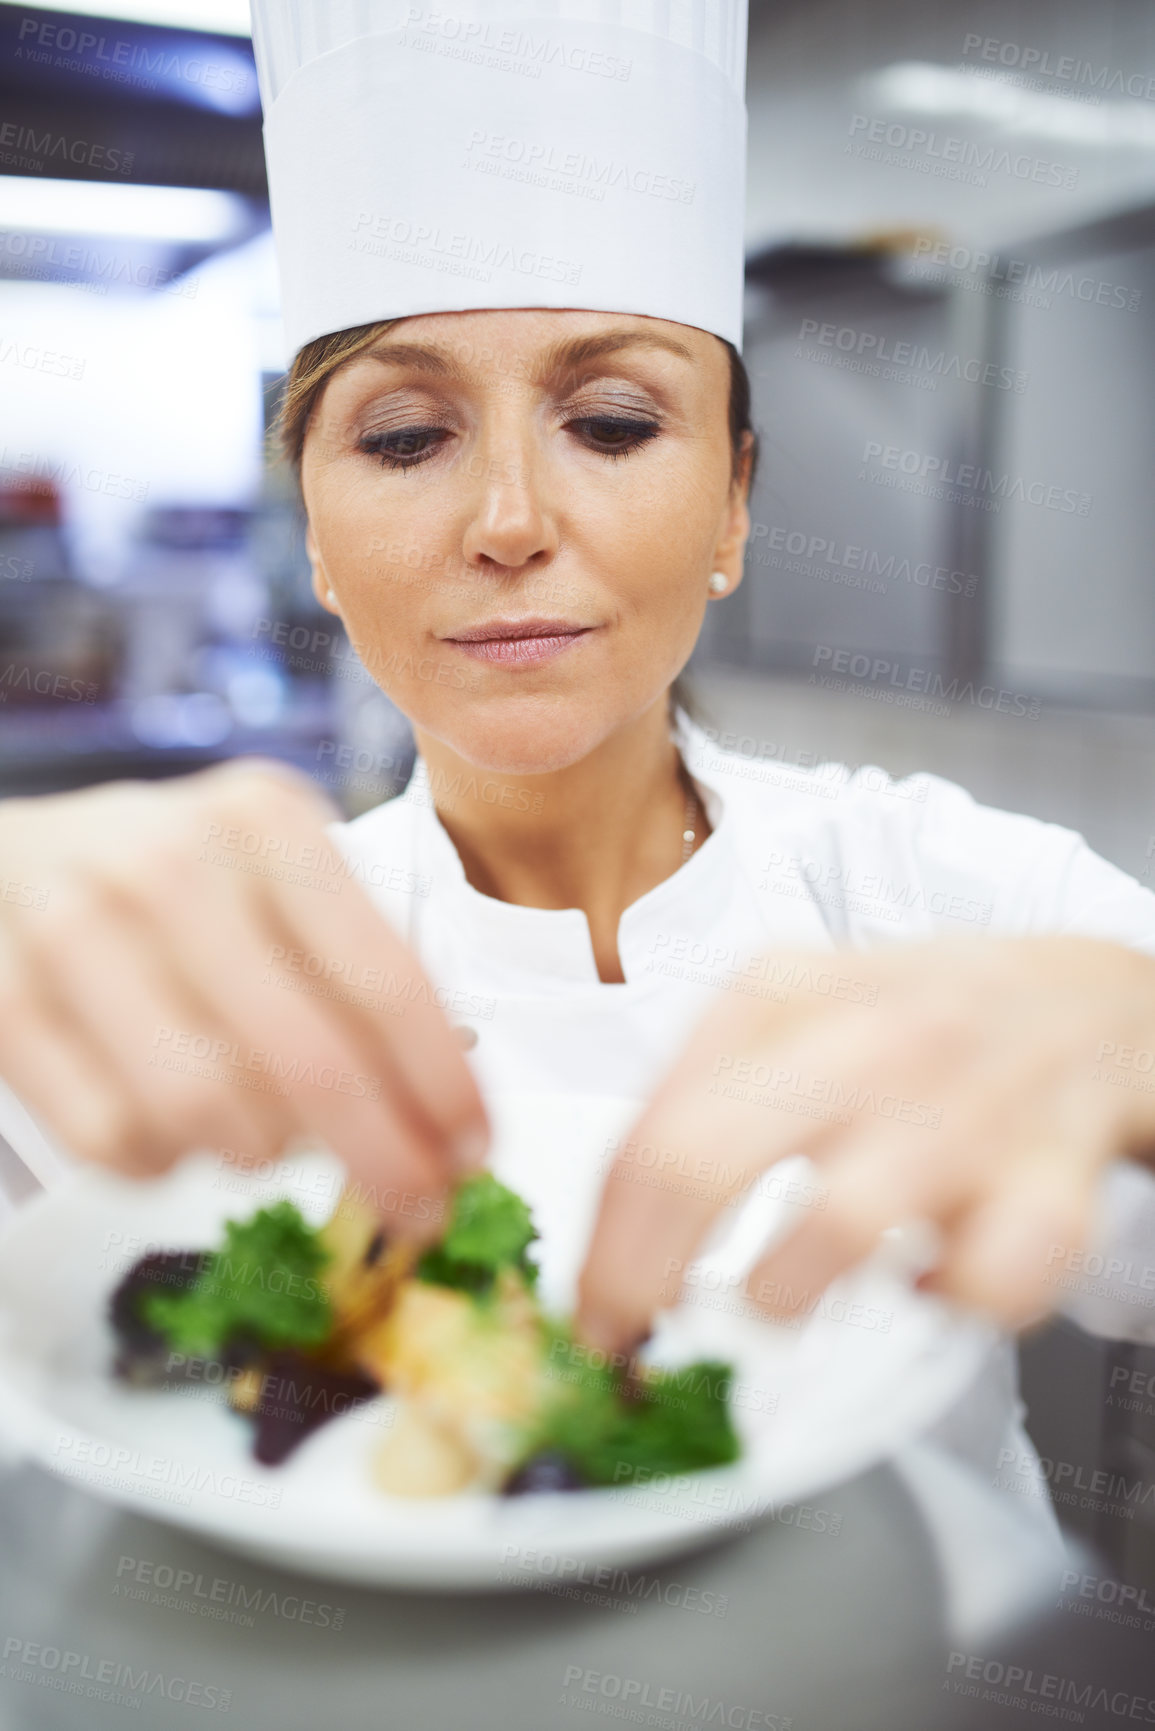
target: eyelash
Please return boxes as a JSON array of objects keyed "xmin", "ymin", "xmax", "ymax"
[
  {"xmin": 357, "ymin": 416, "xmax": 661, "ymax": 472},
  {"xmin": 359, "ymin": 425, "xmax": 448, "ymax": 471},
  {"xmin": 570, "ymin": 416, "xmax": 661, "ymax": 462}
]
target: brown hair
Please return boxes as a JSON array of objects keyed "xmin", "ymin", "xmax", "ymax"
[{"xmin": 277, "ymin": 318, "xmax": 760, "ymax": 491}]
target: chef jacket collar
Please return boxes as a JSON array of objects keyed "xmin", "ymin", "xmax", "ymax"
[{"xmin": 404, "ymin": 718, "xmax": 732, "ymax": 987}]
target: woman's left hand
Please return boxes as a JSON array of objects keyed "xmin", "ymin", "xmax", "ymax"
[{"xmin": 576, "ymin": 935, "xmax": 1155, "ymax": 1351}]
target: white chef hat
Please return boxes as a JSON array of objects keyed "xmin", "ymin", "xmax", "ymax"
[{"xmin": 250, "ymin": 1, "xmax": 748, "ymax": 358}]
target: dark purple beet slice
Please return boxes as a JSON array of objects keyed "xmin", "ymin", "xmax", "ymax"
[
  {"xmin": 246, "ymin": 1350, "xmax": 381, "ymax": 1466},
  {"xmin": 502, "ymin": 1451, "xmax": 586, "ymax": 1495},
  {"xmin": 108, "ymin": 1250, "xmax": 212, "ymax": 1385}
]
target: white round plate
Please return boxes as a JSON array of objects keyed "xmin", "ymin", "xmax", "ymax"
[{"xmin": 0, "ymin": 1092, "xmax": 997, "ymax": 1589}]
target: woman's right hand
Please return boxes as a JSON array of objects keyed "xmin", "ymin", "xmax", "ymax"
[{"xmin": 0, "ymin": 758, "xmax": 488, "ymax": 1236}]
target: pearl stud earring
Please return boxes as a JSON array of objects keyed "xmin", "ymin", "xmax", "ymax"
[
  {"xmin": 326, "ymin": 588, "xmax": 338, "ymax": 605},
  {"xmin": 708, "ymin": 571, "xmax": 728, "ymax": 595}
]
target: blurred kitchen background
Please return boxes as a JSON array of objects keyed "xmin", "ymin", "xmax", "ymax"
[{"xmin": 2, "ymin": 0, "xmax": 1155, "ymax": 1582}]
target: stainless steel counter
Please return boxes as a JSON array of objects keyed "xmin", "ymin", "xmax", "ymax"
[{"xmin": 0, "ymin": 1458, "xmax": 947, "ymax": 1731}]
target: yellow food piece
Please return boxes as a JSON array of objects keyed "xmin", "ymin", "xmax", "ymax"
[
  {"xmin": 358, "ymin": 1271, "xmax": 549, "ymax": 1486},
  {"xmin": 316, "ymin": 1196, "xmax": 415, "ymax": 1354},
  {"xmin": 360, "ymin": 1273, "xmax": 545, "ymax": 1424},
  {"xmin": 316, "ymin": 1194, "xmax": 384, "ymax": 1312},
  {"xmin": 374, "ymin": 1404, "xmax": 481, "ymax": 1498}
]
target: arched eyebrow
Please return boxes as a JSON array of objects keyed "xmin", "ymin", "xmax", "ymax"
[{"xmin": 360, "ymin": 328, "xmax": 695, "ymax": 387}]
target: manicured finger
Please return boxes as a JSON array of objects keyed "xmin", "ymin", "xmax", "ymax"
[
  {"xmin": 0, "ymin": 939, "xmax": 161, "ymax": 1177},
  {"xmin": 8, "ymin": 890, "xmax": 272, "ymax": 1173},
  {"xmin": 112, "ymin": 865, "xmax": 455, "ymax": 1220},
  {"xmin": 576, "ymin": 1014, "xmax": 865, "ymax": 1351},
  {"xmin": 213, "ymin": 767, "xmax": 489, "ymax": 1165},
  {"xmin": 161, "ymin": 758, "xmax": 488, "ymax": 1163},
  {"xmin": 922, "ymin": 1151, "xmax": 1100, "ymax": 1327}
]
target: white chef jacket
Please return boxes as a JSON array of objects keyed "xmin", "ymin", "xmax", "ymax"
[
  {"xmin": 334, "ymin": 712, "xmax": 1155, "ymax": 1627},
  {"xmin": 338, "ymin": 714, "xmax": 1155, "ymax": 1160}
]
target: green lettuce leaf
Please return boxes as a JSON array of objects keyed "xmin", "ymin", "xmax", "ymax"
[
  {"xmin": 141, "ymin": 1200, "xmax": 332, "ymax": 1357},
  {"xmin": 527, "ymin": 1326, "xmax": 740, "ymax": 1486},
  {"xmin": 416, "ymin": 1172, "xmax": 540, "ymax": 1296}
]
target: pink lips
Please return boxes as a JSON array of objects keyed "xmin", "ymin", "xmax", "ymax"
[{"xmin": 444, "ymin": 618, "xmax": 593, "ymax": 667}]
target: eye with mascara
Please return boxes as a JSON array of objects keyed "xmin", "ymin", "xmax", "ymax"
[
  {"xmin": 568, "ymin": 416, "xmax": 661, "ymax": 461},
  {"xmin": 359, "ymin": 426, "xmax": 451, "ymax": 471}
]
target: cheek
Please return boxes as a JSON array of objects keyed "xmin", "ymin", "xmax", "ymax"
[
  {"xmin": 313, "ymin": 481, "xmax": 455, "ymax": 625},
  {"xmin": 608, "ymin": 467, "xmax": 721, "ymax": 628}
]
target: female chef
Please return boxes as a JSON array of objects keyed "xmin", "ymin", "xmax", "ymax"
[{"xmin": 2, "ymin": 0, "xmax": 1155, "ymax": 1482}]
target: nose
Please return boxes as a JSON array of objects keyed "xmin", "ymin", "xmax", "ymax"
[{"xmin": 459, "ymin": 421, "xmax": 559, "ymax": 576}]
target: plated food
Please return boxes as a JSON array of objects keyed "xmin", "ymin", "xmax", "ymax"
[
  {"xmin": 0, "ymin": 1096, "xmax": 995, "ymax": 1587},
  {"xmin": 109, "ymin": 1172, "xmax": 740, "ymax": 1499}
]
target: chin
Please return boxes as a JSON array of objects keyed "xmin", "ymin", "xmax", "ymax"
[{"xmin": 420, "ymin": 693, "xmax": 627, "ymax": 778}]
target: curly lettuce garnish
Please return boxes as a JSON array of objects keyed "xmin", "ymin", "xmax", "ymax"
[
  {"xmin": 518, "ymin": 1324, "xmax": 740, "ymax": 1488},
  {"xmin": 416, "ymin": 1172, "xmax": 539, "ymax": 1296},
  {"xmin": 140, "ymin": 1200, "xmax": 333, "ymax": 1357}
]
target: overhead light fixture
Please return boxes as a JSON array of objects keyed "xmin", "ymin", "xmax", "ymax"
[
  {"xmin": 0, "ymin": 177, "xmax": 249, "ymax": 244},
  {"xmin": 865, "ymin": 61, "xmax": 1155, "ymax": 149},
  {"xmin": 27, "ymin": 0, "xmax": 250, "ymax": 33}
]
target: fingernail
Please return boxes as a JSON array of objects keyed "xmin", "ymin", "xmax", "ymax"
[{"xmin": 452, "ymin": 1124, "xmax": 489, "ymax": 1172}]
